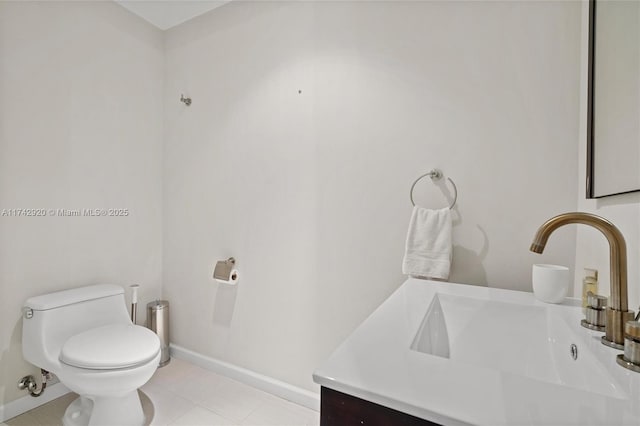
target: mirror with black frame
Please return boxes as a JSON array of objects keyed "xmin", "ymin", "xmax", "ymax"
[{"xmin": 587, "ymin": 0, "xmax": 640, "ymax": 198}]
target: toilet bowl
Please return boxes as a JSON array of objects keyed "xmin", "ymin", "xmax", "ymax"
[{"xmin": 22, "ymin": 285, "xmax": 161, "ymax": 426}]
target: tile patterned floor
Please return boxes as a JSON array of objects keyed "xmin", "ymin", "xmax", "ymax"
[{"xmin": 5, "ymin": 358, "xmax": 319, "ymax": 426}]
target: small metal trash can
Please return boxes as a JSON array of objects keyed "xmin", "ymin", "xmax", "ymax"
[{"xmin": 147, "ymin": 300, "xmax": 170, "ymax": 367}]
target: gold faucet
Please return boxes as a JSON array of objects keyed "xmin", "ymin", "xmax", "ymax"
[{"xmin": 530, "ymin": 212, "xmax": 634, "ymax": 348}]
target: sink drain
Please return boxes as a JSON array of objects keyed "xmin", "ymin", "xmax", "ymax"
[{"xmin": 570, "ymin": 343, "xmax": 578, "ymax": 360}]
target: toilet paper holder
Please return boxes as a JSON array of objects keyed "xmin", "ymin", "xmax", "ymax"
[{"xmin": 213, "ymin": 257, "xmax": 238, "ymax": 282}]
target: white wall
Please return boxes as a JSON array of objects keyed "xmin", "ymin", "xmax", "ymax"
[
  {"xmin": 574, "ymin": 1, "xmax": 640, "ymax": 311},
  {"xmin": 0, "ymin": 1, "xmax": 164, "ymax": 405},
  {"xmin": 163, "ymin": 0, "xmax": 582, "ymax": 392}
]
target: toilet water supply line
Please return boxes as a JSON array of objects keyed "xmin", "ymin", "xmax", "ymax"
[{"xmin": 18, "ymin": 369, "xmax": 51, "ymax": 397}]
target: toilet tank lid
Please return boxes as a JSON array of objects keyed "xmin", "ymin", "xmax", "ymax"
[{"xmin": 25, "ymin": 284, "xmax": 124, "ymax": 311}]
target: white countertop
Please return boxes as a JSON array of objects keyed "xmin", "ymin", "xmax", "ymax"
[{"xmin": 312, "ymin": 279, "xmax": 640, "ymax": 426}]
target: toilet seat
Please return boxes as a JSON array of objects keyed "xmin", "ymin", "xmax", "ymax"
[{"xmin": 60, "ymin": 324, "xmax": 160, "ymax": 370}]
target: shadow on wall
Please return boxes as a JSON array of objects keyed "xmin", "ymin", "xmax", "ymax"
[
  {"xmin": 212, "ymin": 284, "xmax": 238, "ymax": 327},
  {"xmin": 450, "ymin": 225, "xmax": 489, "ymax": 287}
]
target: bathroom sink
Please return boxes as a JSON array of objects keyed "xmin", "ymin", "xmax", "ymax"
[
  {"xmin": 314, "ymin": 279, "xmax": 640, "ymax": 425},
  {"xmin": 410, "ymin": 293, "xmax": 625, "ymax": 399}
]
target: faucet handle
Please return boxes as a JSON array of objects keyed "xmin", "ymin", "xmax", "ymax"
[
  {"xmin": 587, "ymin": 292, "xmax": 608, "ymax": 310},
  {"xmin": 581, "ymin": 292, "xmax": 607, "ymax": 332},
  {"xmin": 616, "ymin": 321, "xmax": 640, "ymax": 373}
]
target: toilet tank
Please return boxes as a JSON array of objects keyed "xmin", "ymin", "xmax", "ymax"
[{"xmin": 22, "ymin": 284, "xmax": 131, "ymax": 371}]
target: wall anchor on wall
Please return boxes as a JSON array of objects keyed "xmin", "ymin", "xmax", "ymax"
[{"xmin": 180, "ymin": 94, "xmax": 192, "ymax": 106}]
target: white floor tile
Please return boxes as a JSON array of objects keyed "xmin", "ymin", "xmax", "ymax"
[
  {"xmin": 198, "ymin": 378, "xmax": 274, "ymax": 423},
  {"xmin": 5, "ymin": 411, "xmax": 43, "ymax": 426},
  {"xmin": 306, "ymin": 410, "xmax": 319, "ymax": 426},
  {"xmin": 28, "ymin": 392, "xmax": 77, "ymax": 426},
  {"xmin": 145, "ymin": 358, "xmax": 200, "ymax": 388},
  {"xmin": 164, "ymin": 369, "xmax": 230, "ymax": 404},
  {"xmin": 170, "ymin": 406, "xmax": 237, "ymax": 426},
  {"xmin": 241, "ymin": 397, "xmax": 317, "ymax": 426},
  {"xmin": 142, "ymin": 384, "xmax": 196, "ymax": 425}
]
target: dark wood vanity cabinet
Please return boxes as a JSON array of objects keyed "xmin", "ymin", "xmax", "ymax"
[{"xmin": 320, "ymin": 387, "xmax": 441, "ymax": 426}]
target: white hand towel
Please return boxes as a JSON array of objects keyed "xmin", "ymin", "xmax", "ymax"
[{"xmin": 402, "ymin": 206, "xmax": 452, "ymax": 280}]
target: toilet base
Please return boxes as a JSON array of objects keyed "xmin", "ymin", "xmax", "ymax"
[{"xmin": 62, "ymin": 392, "xmax": 145, "ymax": 426}]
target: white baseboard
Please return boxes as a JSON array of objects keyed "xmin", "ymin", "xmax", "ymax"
[
  {"xmin": 169, "ymin": 344, "xmax": 320, "ymax": 412},
  {"xmin": 0, "ymin": 382, "xmax": 71, "ymax": 423}
]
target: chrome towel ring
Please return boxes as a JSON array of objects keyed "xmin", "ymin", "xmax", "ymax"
[{"xmin": 409, "ymin": 169, "xmax": 458, "ymax": 209}]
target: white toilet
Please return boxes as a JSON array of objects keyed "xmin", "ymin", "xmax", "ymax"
[{"xmin": 22, "ymin": 284, "xmax": 161, "ymax": 426}]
